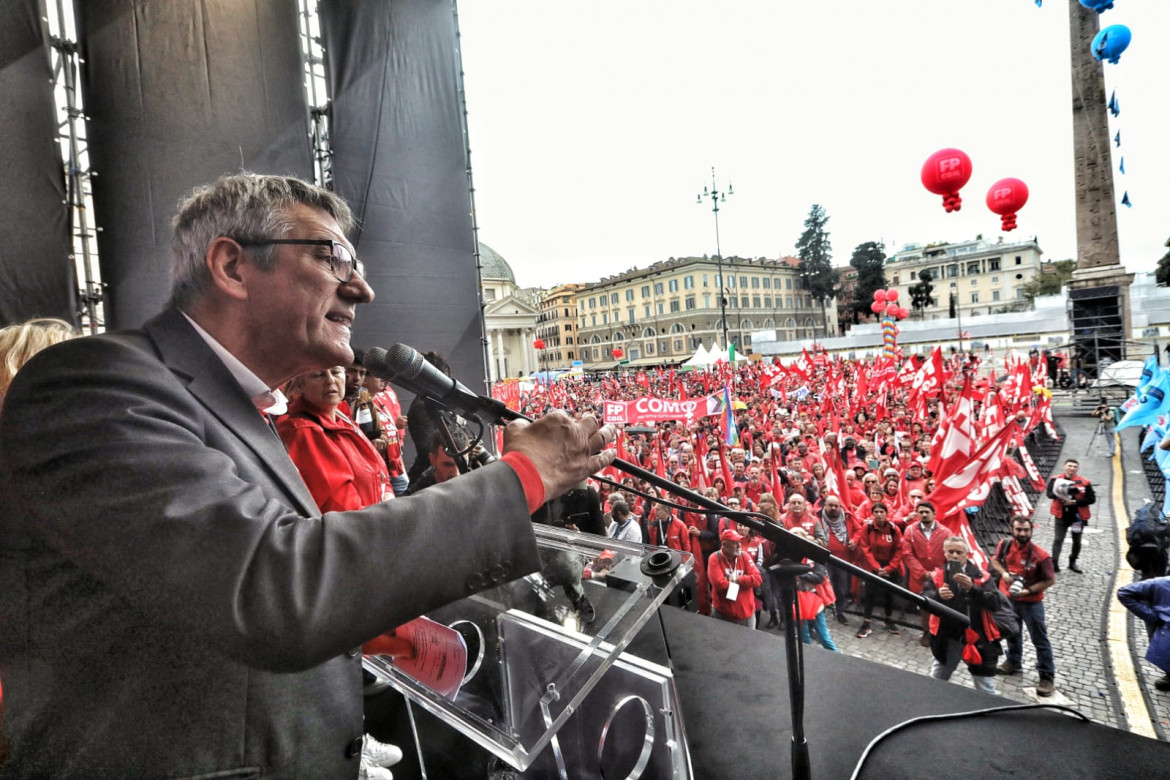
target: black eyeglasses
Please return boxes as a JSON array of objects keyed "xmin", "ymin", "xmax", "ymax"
[{"xmin": 236, "ymin": 239, "xmax": 364, "ymax": 283}]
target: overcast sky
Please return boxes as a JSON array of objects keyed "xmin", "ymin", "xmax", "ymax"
[{"xmin": 456, "ymin": 1, "xmax": 1168, "ymax": 290}]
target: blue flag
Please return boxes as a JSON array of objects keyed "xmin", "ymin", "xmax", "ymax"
[{"xmin": 1117, "ymin": 369, "xmax": 1170, "ymax": 430}]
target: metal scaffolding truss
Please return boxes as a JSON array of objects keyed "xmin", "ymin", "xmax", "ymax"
[
  {"xmin": 46, "ymin": 0, "xmax": 104, "ymax": 333},
  {"xmin": 297, "ymin": 0, "xmax": 333, "ymax": 189}
]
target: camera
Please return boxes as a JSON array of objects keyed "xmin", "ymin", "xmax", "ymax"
[
  {"xmin": 945, "ymin": 560, "xmax": 962, "ymax": 577},
  {"xmin": 1009, "ymin": 576, "xmax": 1026, "ymax": 597}
]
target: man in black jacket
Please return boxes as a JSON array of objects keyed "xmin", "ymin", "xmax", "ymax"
[{"xmin": 923, "ymin": 536, "xmax": 1002, "ymax": 694}]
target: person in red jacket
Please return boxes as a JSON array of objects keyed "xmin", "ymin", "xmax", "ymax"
[
  {"xmin": 707, "ymin": 529, "xmax": 763, "ymax": 628},
  {"xmin": 647, "ymin": 502, "xmax": 689, "ymax": 552},
  {"xmin": 277, "ymin": 366, "xmax": 391, "ymax": 512},
  {"xmin": 819, "ymin": 494, "xmax": 860, "ymax": 625},
  {"xmin": 1046, "ymin": 458, "xmax": 1095, "ymax": 573},
  {"xmin": 900, "ymin": 501, "xmax": 953, "ymax": 646},
  {"xmin": 853, "ymin": 503, "xmax": 904, "ymax": 638}
]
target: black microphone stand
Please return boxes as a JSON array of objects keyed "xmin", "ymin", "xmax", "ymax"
[{"xmin": 395, "ymin": 388, "xmax": 970, "ymax": 780}]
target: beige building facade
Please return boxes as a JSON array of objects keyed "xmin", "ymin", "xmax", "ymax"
[
  {"xmin": 886, "ymin": 237, "xmax": 1044, "ymax": 320},
  {"xmin": 536, "ymin": 283, "xmax": 584, "ymax": 370},
  {"xmin": 574, "ymin": 255, "xmax": 836, "ymax": 368}
]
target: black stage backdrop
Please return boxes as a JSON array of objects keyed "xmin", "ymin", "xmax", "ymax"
[
  {"xmin": 77, "ymin": 0, "xmax": 312, "ymax": 328},
  {"xmin": 321, "ymin": 0, "xmax": 487, "ymax": 396},
  {"xmin": 0, "ymin": 0, "xmax": 77, "ymax": 327}
]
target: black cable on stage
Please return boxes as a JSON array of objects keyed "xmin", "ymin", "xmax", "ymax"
[{"xmin": 848, "ymin": 702, "xmax": 1090, "ymax": 780}]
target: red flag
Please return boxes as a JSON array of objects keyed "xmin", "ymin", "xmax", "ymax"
[
  {"xmin": 927, "ymin": 376, "xmax": 977, "ymax": 482},
  {"xmin": 929, "ymin": 421, "xmax": 1020, "ymax": 532}
]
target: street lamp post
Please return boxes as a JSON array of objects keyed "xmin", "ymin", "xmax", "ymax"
[{"xmin": 698, "ymin": 167, "xmax": 733, "ymax": 349}]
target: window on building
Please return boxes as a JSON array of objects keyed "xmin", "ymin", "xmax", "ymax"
[
  {"xmin": 752, "ymin": 296, "xmax": 761, "ymax": 308},
  {"xmin": 992, "ymin": 290, "xmax": 1000, "ymax": 302},
  {"xmin": 566, "ymin": 337, "xmax": 573, "ymax": 345},
  {"xmin": 660, "ymin": 340, "xmax": 670, "ymax": 353},
  {"xmin": 1015, "ymin": 256, "xmax": 1022, "ymax": 265},
  {"xmin": 641, "ymin": 285, "xmax": 650, "ymax": 298},
  {"xmin": 751, "ymin": 277, "xmax": 760, "ymax": 288},
  {"xmin": 568, "ymin": 351, "xmax": 574, "ymax": 359},
  {"xmin": 602, "ymin": 313, "xmax": 608, "ymax": 324},
  {"xmin": 910, "ymin": 271, "xmax": 917, "ymax": 280},
  {"xmin": 728, "ymin": 275, "xmax": 736, "ymax": 288},
  {"xmin": 967, "ymin": 261, "xmax": 980, "ymax": 275},
  {"xmin": 1016, "ymin": 288, "xmax": 1025, "ymax": 299},
  {"xmin": 728, "ymin": 297, "xmax": 737, "ymax": 308},
  {"xmin": 627, "ymin": 307, "xmax": 635, "ymax": 324},
  {"xmin": 741, "ymin": 296, "xmax": 749, "ymax": 308},
  {"xmin": 762, "ymin": 277, "xmax": 771, "ymax": 289},
  {"xmin": 992, "ymin": 276, "xmax": 999, "ymax": 283},
  {"xmin": 764, "ymin": 296, "xmax": 772, "ymax": 308},
  {"xmin": 625, "ymin": 289, "xmax": 634, "ymax": 301},
  {"xmin": 670, "ymin": 323, "xmax": 684, "ymax": 334},
  {"xmin": 971, "ymin": 292, "xmax": 979, "ymax": 303},
  {"xmin": 657, "ymin": 302, "xmax": 664, "ymax": 315},
  {"xmin": 565, "ymin": 323, "xmax": 572, "ymax": 331},
  {"xmin": 685, "ymin": 296, "xmax": 695, "ymax": 310},
  {"xmin": 948, "ymin": 264, "xmax": 958, "ymax": 278},
  {"xmin": 684, "ymin": 275, "xmax": 694, "ymax": 289},
  {"xmin": 591, "ymin": 314, "xmax": 596, "ymax": 326},
  {"xmin": 703, "ymin": 274, "xmax": 709, "ymax": 287},
  {"xmin": 674, "ymin": 339, "xmax": 683, "ymax": 351},
  {"xmin": 644, "ymin": 305, "xmax": 650, "ymax": 318},
  {"xmin": 971, "ymin": 278, "xmax": 977, "ymax": 286},
  {"xmin": 610, "ymin": 292, "xmax": 619, "ymax": 304},
  {"xmin": 988, "ymin": 258, "xmax": 1000, "ymax": 271},
  {"xmin": 741, "ymin": 319, "xmax": 753, "ymax": 330},
  {"xmin": 786, "ymin": 277, "xmax": 792, "ymax": 290},
  {"xmin": 703, "ymin": 293, "xmax": 711, "ymax": 308},
  {"xmin": 646, "ymin": 342, "xmax": 654, "ymax": 354},
  {"xmin": 654, "ymin": 282, "xmax": 664, "ymax": 295},
  {"xmin": 669, "ymin": 300, "xmax": 680, "ymax": 312},
  {"xmin": 668, "ymin": 279, "xmax": 678, "ymax": 293},
  {"xmin": 740, "ymin": 276, "xmax": 748, "ymax": 288},
  {"xmin": 949, "ymin": 282, "xmax": 956, "ymax": 288},
  {"xmin": 786, "ymin": 296, "xmax": 793, "ymax": 308},
  {"xmin": 589, "ymin": 298, "xmax": 596, "ymax": 309}
]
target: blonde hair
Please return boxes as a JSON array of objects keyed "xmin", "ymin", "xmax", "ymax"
[{"xmin": 0, "ymin": 318, "xmax": 79, "ymax": 403}]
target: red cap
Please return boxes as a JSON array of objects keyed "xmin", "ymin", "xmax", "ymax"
[{"xmin": 720, "ymin": 529, "xmax": 744, "ymax": 543}]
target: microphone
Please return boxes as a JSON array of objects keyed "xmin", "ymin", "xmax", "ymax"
[{"xmin": 364, "ymin": 344, "xmax": 519, "ymax": 424}]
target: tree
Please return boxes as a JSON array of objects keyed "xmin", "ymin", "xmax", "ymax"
[
  {"xmin": 1020, "ymin": 259, "xmax": 1076, "ymax": 301},
  {"xmin": 909, "ymin": 270, "xmax": 934, "ymax": 318},
  {"xmin": 1157, "ymin": 250, "xmax": 1170, "ymax": 287},
  {"xmin": 849, "ymin": 241, "xmax": 886, "ymax": 324},
  {"xmin": 795, "ymin": 204, "xmax": 836, "ymax": 337}
]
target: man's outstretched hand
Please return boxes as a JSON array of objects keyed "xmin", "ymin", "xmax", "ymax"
[{"xmin": 503, "ymin": 412, "xmax": 617, "ymax": 500}]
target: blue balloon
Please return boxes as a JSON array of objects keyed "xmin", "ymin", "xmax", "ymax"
[
  {"xmin": 1092, "ymin": 24, "xmax": 1131, "ymax": 64},
  {"xmin": 1078, "ymin": 0, "xmax": 1114, "ymax": 12}
]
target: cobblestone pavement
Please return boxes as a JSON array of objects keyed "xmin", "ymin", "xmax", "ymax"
[{"xmin": 749, "ymin": 408, "xmax": 1170, "ymax": 738}]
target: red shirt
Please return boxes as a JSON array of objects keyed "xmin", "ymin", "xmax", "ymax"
[
  {"xmin": 854, "ymin": 521, "xmax": 904, "ymax": 573},
  {"xmin": 707, "ymin": 550, "xmax": 763, "ymax": 621},
  {"xmin": 900, "ymin": 521, "xmax": 954, "ymax": 594},
  {"xmin": 648, "ymin": 515, "xmax": 690, "ymax": 552},
  {"xmin": 276, "ymin": 396, "xmax": 390, "ymax": 513}
]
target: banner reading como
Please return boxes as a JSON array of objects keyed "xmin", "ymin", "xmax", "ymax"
[{"xmin": 603, "ymin": 394, "xmax": 723, "ymax": 425}]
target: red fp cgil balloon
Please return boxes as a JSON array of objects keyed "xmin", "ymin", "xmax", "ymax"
[
  {"xmin": 886, "ymin": 289, "xmax": 900, "ymax": 303},
  {"xmin": 986, "ymin": 177, "xmax": 1029, "ymax": 232},
  {"xmin": 874, "ymin": 289, "xmax": 888, "ymax": 302},
  {"xmin": 921, "ymin": 148, "xmax": 973, "ymax": 213},
  {"xmin": 534, "ymin": 338, "xmax": 545, "ymax": 350}
]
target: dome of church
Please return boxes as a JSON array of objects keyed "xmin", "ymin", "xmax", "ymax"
[{"xmin": 478, "ymin": 243, "xmax": 516, "ymax": 284}]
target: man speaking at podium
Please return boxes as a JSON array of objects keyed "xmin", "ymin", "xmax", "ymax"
[{"xmin": 0, "ymin": 174, "xmax": 615, "ymax": 778}]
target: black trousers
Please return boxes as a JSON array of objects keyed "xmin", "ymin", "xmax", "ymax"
[
  {"xmin": 862, "ymin": 569, "xmax": 901, "ymax": 622},
  {"xmin": 1051, "ymin": 516, "xmax": 1084, "ymax": 565}
]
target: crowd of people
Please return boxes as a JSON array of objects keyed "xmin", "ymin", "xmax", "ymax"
[{"xmin": 3, "ymin": 172, "xmax": 1168, "ymax": 776}]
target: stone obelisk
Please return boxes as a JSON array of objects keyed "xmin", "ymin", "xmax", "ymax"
[{"xmin": 1066, "ymin": 0, "xmax": 1131, "ymax": 368}]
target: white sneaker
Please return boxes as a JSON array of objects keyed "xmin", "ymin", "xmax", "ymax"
[
  {"xmin": 362, "ymin": 734, "xmax": 404, "ymax": 768},
  {"xmin": 359, "ymin": 764, "xmax": 393, "ymax": 780}
]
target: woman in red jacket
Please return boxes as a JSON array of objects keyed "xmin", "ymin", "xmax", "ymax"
[
  {"xmin": 277, "ymin": 366, "xmax": 391, "ymax": 512},
  {"xmin": 852, "ymin": 503, "xmax": 904, "ymax": 639}
]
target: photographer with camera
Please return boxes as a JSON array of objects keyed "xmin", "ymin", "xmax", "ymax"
[
  {"xmin": 990, "ymin": 516, "xmax": 1057, "ymax": 696},
  {"xmin": 922, "ymin": 536, "xmax": 1003, "ymax": 694},
  {"xmin": 1091, "ymin": 400, "xmax": 1118, "ymax": 457},
  {"xmin": 1046, "ymin": 458, "xmax": 1096, "ymax": 573}
]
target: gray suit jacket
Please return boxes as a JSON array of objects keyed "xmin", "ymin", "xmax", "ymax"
[{"xmin": 0, "ymin": 309, "xmax": 539, "ymax": 778}]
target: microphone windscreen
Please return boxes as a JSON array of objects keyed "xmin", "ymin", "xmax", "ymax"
[
  {"xmin": 387, "ymin": 343, "xmax": 426, "ymax": 380},
  {"xmin": 363, "ymin": 346, "xmax": 393, "ymax": 379}
]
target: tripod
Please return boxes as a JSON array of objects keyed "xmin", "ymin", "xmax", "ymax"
[{"xmin": 1085, "ymin": 419, "xmax": 1104, "ymax": 455}]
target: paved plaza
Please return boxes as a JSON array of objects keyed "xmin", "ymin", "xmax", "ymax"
[{"xmin": 753, "ymin": 405, "xmax": 1170, "ymax": 740}]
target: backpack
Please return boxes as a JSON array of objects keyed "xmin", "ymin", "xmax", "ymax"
[
  {"xmin": 988, "ymin": 586, "xmax": 1021, "ymax": 640},
  {"xmin": 1125, "ymin": 503, "xmax": 1169, "ymax": 570}
]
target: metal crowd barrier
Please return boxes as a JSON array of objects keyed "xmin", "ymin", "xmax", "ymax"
[{"xmin": 968, "ymin": 420, "xmax": 1066, "ymax": 555}]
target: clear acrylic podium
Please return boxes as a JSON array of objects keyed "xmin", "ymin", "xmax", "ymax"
[{"xmin": 365, "ymin": 525, "xmax": 694, "ymax": 776}]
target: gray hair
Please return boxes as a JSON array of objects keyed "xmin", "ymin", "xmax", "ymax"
[{"xmin": 168, "ymin": 173, "xmax": 355, "ymax": 309}]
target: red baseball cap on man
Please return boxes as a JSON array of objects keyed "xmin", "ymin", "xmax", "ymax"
[{"xmin": 720, "ymin": 529, "xmax": 744, "ymax": 543}]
